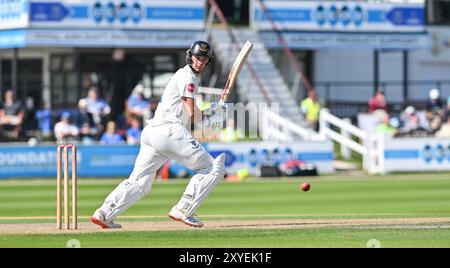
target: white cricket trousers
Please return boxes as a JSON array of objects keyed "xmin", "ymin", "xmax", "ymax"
[{"xmin": 99, "ymin": 122, "xmax": 217, "ymax": 221}]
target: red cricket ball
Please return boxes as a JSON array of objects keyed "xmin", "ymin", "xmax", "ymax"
[{"xmin": 301, "ymin": 181, "xmax": 310, "ymax": 192}]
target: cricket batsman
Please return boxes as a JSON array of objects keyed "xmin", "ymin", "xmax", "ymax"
[{"xmin": 91, "ymin": 41, "xmax": 226, "ymax": 228}]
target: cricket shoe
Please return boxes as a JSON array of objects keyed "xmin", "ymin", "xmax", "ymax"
[
  {"xmin": 90, "ymin": 209, "xmax": 122, "ymax": 229},
  {"xmin": 168, "ymin": 206, "xmax": 204, "ymax": 228}
]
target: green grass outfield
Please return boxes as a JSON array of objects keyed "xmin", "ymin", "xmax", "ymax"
[{"xmin": 1, "ymin": 173, "xmax": 450, "ymax": 248}]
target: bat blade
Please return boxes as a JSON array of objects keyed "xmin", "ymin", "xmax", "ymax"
[{"xmin": 219, "ymin": 40, "xmax": 253, "ymax": 104}]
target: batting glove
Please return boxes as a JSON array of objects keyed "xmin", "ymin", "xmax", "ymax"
[
  {"xmin": 203, "ymin": 114, "xmax": 223, "ymax": 131},
  {"xmin": 203, "ymin": 102, "xmax": 231, "ymax": 116}
]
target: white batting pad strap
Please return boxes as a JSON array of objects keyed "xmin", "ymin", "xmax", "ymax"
[
  {"xmin": 101, "ymin": 178, "xmax": 151, "ymax": 221},
  {"xmin": 176, "ymin": 174, "xmax": 202, "ymax": 211},
  {"xmin": 183, "ymin": 153, "xmax": 226, "ymax": 216}
]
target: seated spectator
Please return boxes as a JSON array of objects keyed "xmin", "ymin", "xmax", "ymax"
[
  {"xmin": 399, "ymin": 106, "xmax": 430, "ymax": 136},
  {"xmin": 126, "ymin": 84, "xmax": 150, "ymax": 123},
  {"xmin": 126, "ymin": 116, "xmax": 142, "ymax": 145},
  {"xmin": 75, "ymin": 98, "xmax": 98, "ymax": 143},
  {"xmin": 35, "ymin": 108, "xmax": 52, "ymax": 138},
  {"xmin": 444, "ymin": 96, "xmax": 450, "ymax": 118},
  {"xmin": 300, "ymin": 89, "xmax": 322, "ymax": 131},
  {"xmin": 446, "ymin": 95, "xmax": 450, "ymax": 120},
  {"xmin": 86, "ymin": 87, "xmax": 111, "ymax": 127},
  {"xmin": 426, "ymin": 88, "xmax": 444, "ymax": 133},
  {"xmin": 436, "ymin": 117, "xmax": 450, "ymax": 138},
  {"xmin": 368, "ymin": 90, "xmax": 387, "ymax": 113},
  {"xmin": 54, "ymin": 112, "xmax": 79, "ymax": 143},
  {"xmin": 375, "ymin": 112, "xmax": 398, "ymax": 138},
  {"xmin": 427, "ymin": 112, "xmax": 443, "ymax": 134},
  {"xmin": 0, "ymin": 90, "xmax": 25, "ymax": 139},
  {"xmin": 100, "ymin": 121, "xmax": 124, "ymax": 145},
  {"xmin": 401, "ymin": 106, "xmax": 419, "ymax": 132},
  {"xmin": 426, "ymin": 88, "xmax": 443, "ymax": 112}
]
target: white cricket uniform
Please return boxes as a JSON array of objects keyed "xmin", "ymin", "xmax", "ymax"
[{"xmin": 99, "ymin": 65, "xmax": 225, "ymax": 221}]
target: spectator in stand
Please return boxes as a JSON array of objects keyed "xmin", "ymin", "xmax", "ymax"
[
  {"xmin": 0, "ymin": 89, "xmax": 25, "ymax": 139},
  {"xmin": 447, "ymin": 95, "xmax": 450, "ymax": 111},
  {"xmin": 426, "ymin": 88, "xmax": 443, "ymax": 112},
  {"xmin": 425, "ymin": 88, "xmax": 444, "ymax": 133},
  {"xmin": 368, "ymin": 90, "xmax": 387, "ymax": 113},
  {"xmin": 436, "ymin": 117, "xmax": 450, "ymax": 138},
  {"xmin": 375, "ymin": 111, "xmax": 398, "ymax": 138},
  {"xmin": 401, "ymin": 106, "xmax": 419, "ymax": 133},
  {"xmin": 86, "ymin": 87, "xmax": 111, "ymax": 129},
  {"xmin": 35, "ymin": 107, "xmax": 52, "ymax": 138},
  {"xmin": 126, "ymin": 116, "xmax": 142, "ymax": 145},
  {"xmin": 75, "ymin": 98, "xmax": 98, "ymax": 143},
  {"xmin": 54, "ymin": 112, "xmax": 79, "ymax": 143},
  {"xmin": 399, "ymin": 106, "xmax": 429, "ymax": 136},
  {"xmin": 446, "ymin": 95, "xmax": 450, "ymax": 120},
  {"xmin": 100, "ymin": 121, "xmax": 124, "ymax": 145},
  {"xmin": 126, "ymin": 84, "xmax": 150, "ymax": 123},
  {"xmin": 300, "ymin": 89, "xmax": 322, "ymax": 131}
]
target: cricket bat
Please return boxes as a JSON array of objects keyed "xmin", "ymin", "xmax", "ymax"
[{"xmin": 219, "ymin": 40, "xmax": 253, "ymax": 105}]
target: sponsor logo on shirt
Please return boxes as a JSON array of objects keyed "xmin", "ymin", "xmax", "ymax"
[
  {"xmin": 190, "ymin": 139, "xmax": 199, "ymax": 149},
  {"xmin": 187, "ymin": 83, "xmax": 195, "ymax": 93}
]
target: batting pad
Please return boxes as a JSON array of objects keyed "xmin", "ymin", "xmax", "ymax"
[
  {"xmin": 178, "ymin": 153, "xmax": 226, "ymax": 217},
  {"xmin": 101, "ymin": 177, "xmax": 152, "ymax": 222}
]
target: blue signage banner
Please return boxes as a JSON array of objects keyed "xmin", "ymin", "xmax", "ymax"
[
  {"xmin": 0, "ymin": 141, "xmax": 334, "ymax": 179},
  {"xmin": 252, "ymin": 1, "xmax": 425, "ymax": 33},
  {"xmin": 30, "ymin": 2, "xmax": 70, "ymax": 22},
  {"xmin": 383, "ymin": 138, "xmax": 450, "ymax": 173},
  {"xmin": 0, "ymin": 145, "xmax": 140, "ymax": 178},
  {"xmin": 0, "ymin": 0, "xmax": 29, "ymax": 30},
  {"xmin": 29, "ymin": 0, "xmax": 205, "ymax": 30},
  {"xmin": 205, "ymin": 141, "xmax": 334, "ymax": 175}
]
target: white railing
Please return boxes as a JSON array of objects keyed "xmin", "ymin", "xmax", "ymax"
[
  {"xmin": 319, "ymin": 108, "xmax": 384, "ymax": 174},
  {"xmin": 261, "ymin": 108, "xmax": 321, "ymax": 142},
  {"xmin": 260, "ymin": 107, "xmax": 386, "ymax": 174}
]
